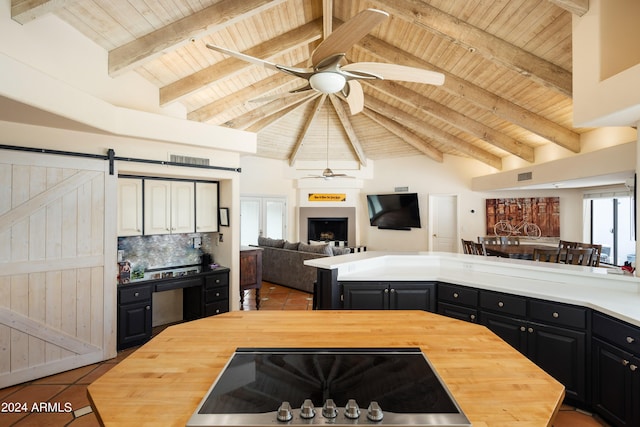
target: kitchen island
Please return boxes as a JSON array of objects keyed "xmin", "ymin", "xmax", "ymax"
[{"xmin": 87, "ymin": 310, "xmax": 564, "ymax": 426}]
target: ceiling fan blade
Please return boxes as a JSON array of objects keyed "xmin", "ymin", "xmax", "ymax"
[
  {"xmin": 311, "ymin": 9, "xmax": 389, "ymax": 68},
  {"xmin": 344, "ymin": 80, "xmax": 364, "ymax": 115},
  {"xmin": 206, "ymin": 43, "xmax": 314, "ymax": 80},
  {"xmin": 342, "ymin": 62, "xmax": 446, "ymax": 86},
  {"xmin": 249, "ymin": 84, "xmax": 313, "ymax": 103}
]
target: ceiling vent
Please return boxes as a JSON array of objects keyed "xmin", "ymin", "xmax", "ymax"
[
  {"xmin": 394, "ymin": 186, "xmax": 409, "ymax": 192},
  {"xmin": 517, "ymin": 172, "xmax": 533, "ymax": 182},
  {"xmin": 170, "ymin": 154, "xmax": 210, "ymax": 166}
]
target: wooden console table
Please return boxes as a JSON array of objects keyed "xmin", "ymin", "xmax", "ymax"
[
  {"xmin": 88, "ymin": 311, "xmax": 564, "ymax": 426},
  {"xmin": 240, "ymin": 246, "xmax": 262, "ymax": 309}
]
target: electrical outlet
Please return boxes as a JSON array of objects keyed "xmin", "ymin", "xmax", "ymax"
[
  {"xmin": 219, "ymin": 233, "xmax": 224, "ymax": 243},
  {"xmin": 117, "ymin": 250, "xmax": 124, "ymax": 262},
  {"xmin": 193, "ymin": 236, "xmax": 202, "ymax": 249}
]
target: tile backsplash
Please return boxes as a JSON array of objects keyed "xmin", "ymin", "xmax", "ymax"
[{"xmin": 118, "ymin": 233, "xmax": 214, "ymax": 273}]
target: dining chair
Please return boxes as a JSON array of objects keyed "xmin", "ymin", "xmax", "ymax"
[
  {"xmin": 461, "ymin": 239, "xmax": 476, "ymax": 254},
  {"xmin": 564, "ymin": 248, "xmax": 595, "ymax": 266},
  {"xmin": 478, "ymin": 236, "xmax": 501, "ymax": 245},
  {"xmin": 532, "ymin": 248, "xmax": 560, "ymax": 263},
  {"xmin": 474, "ymin": 242, "xmax": 487, "ymax": 256},
  {"xmin": 500, "ymin": 236, "xmax": 520, "ymax": 245},
  {"xmin": 577, "ymin": 243, "xmax": 602, "ymax": 267},
  {"xmin": 558, "ymin": 240, "xmax": 578, "ymax": 262}
]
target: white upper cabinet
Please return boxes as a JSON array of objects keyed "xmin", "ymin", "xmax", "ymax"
[
  {"xmin": 144, "ymin": 180, "xmax": 173, "ymax": 235},
  {"xmin": 171, "ymin": 181, "xmax": 195, "ymax": 234},
  {"xmin": 117, "ymin": 178, "xmax": 143, "ymax": 236},
  {"xmin": 195, "ymin": 182, "xmax": 219, "ymax": 233}
]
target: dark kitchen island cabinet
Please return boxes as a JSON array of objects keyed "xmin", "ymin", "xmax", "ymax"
[
  {"xmin": 592, "ymin": 312, "xmax": 640, "ymax": 427},
  {"xmin": 341, "ymin": 281, "xmax": 436, "ymax": 311},
  {"xmin": 117, "ymin": 268, "xmax": 229, "ymax": 350}
]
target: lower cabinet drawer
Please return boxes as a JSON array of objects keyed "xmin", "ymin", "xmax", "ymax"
[
  {"xmin": 438, "ymin": 283, "xmax": 478, "ymax": 306},
  {"xmin": 205, "ymin": 286, "xmax": 228, "ymax": 303},
  {"xmin": 205, "ymin": 273, "xmax": 229, "ymax": 289},
  {"xmin": 119, "ymin": 285, "xmax": 152, "ymax": 304},
  {"xmin": 593, "ymin": 312, "xmax": 640, "ymax": 354},
  {"xmin": 205, "ymin": 300, "xmax": 229, "ymax": 316},
  {"xmin": 529, "ymin": 299, "xmax": 587, "ymax": 329},
  {"xmin": 480, "ymin": 291, "xmax": 527, "ymax": 317}
]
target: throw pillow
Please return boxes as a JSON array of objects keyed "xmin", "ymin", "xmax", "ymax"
[
  {"xmin": 331, "ymin": 246, "xmax": 352, "ymax": 256},
  {"xmin": 299, "ymin": 242, "xmax": 333, "ymax": 256},
  {"xmin": 283, "ymin": 241, "xmax": 300, "ymax": 250},
  {"xmin": 257, "ymin": 236, "xmax": 285, "ymax": 248}
]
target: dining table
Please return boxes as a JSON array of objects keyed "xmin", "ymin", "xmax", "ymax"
[{"xmin": 483, "ymin": 243, "xmax": 558, "ymax": 260}]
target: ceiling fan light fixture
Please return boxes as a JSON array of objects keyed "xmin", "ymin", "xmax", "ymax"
[{"xmin": 309, "ymin": 72, "xmax": 346, "ymax": 94}]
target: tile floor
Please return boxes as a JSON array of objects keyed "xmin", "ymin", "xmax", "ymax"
[{"xmin": 0, "ymin": 283, "xmax": 609, "ymax": 426}]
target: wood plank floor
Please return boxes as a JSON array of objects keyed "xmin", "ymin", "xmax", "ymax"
[{"xmin": 0, "ymin": 283, "xmax": 608, "ymax": 426}]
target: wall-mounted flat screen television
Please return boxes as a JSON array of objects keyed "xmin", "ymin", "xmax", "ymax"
[{"xmin": 366, "ymin": 193, "xmax": 422, "ymax": 230}]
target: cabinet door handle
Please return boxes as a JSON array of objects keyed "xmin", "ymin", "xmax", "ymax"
[
  {"xmin": 498, "ymin": 301, "xmax": 504, "ymax": 307},
  {"xmin": 215, "ymin": 279, "xmax": 220, "ymax": 283},
  {"xmin": 630, "ymin": 364, "xmax": 637, "ymax": 372},
  {"xmin": 215, "ymin": 292, "xmax": 220, "ymax": 297},
  {"xmin": 384, "ymin": 289, "xmax": 389, "ymax": 294},
  {"xmin": 453, "ymin": 292, "xmax": 459, "ymax": 298},
  {"xmin": 622, "ymin": 359, "xmax": 630, "ymax": 366},
  {"xmin": 390, "ymin": 288, "xmax": 396, "ymax": 293},
  {"xmin": 626, "ymin": 336, "xmax": 635, "ymax": 344},
  {"xmin": 470, "ymin": 314, "xmax": 476, "ymax": 320},
  {"xmin": 145, "ymin": 305, "xmax": 151, "ymax": 310},
  {"xmin": 552, "ymin": 312, "xmax": 559, "ymax": 318},
  {"xmin": 520, "ymin": 326, "xmax": 526, "ymax": 332},
  {"xmin": 528, "ymin": 327, "xmax": 534, "ymax": 333},
  {"xmin": 134, "ymin": 292, "xmax": 139, "ymax": 297}
]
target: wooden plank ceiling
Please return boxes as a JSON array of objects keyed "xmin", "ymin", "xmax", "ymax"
[{"xmin": 12, "ymin": 0, "xmax": 591, "ymax": 171}]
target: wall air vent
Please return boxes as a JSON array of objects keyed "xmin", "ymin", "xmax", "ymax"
[
  {"xmin": 394, "ymin": 186, "xmax": 409, "ymax": 192},
  {"xmin": 170, "ymin": 154, "xmax": 210, "ymax": 166},
  {"xmin": 517, "ymin": 172, "xmax": 533, "ymax": 182}
]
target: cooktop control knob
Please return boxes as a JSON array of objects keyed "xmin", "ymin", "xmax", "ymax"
[
  {"xmin": 344, "ymin": 399, "xmax": 361, "ymax": 419},
  {"xmin": 277, "ymin": 402, "xmax": 293, "ymax": 422},
  {"xmin": 322, "ymin": 399, "xmax": 338, "ymax": 418},
  {"xmin": 300, "ymin": 399, "xmax": 315, "ymax": 419},
  {"xmin": 367, "ymin": 401, "xmax": 384, "ymax": 422}
]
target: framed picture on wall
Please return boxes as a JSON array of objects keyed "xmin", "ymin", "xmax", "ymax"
[{"xmin": 219, "ymin": 208, "xmax": 229, "ymax": 227}]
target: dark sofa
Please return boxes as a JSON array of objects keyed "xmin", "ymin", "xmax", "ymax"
[{"xmin": 256, "ymin": 237, "xmax": 350, "ymax": 293}]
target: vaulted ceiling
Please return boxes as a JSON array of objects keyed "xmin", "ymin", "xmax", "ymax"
[{"xmin": 11, "ymin": 0, "xmax": 591, "ymax": 172}]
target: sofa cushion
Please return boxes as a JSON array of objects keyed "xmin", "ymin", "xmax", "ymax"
[
  {"xmin": 258, "ymin": 236, "xmax": 285, "ymax": 248},
  {"xmin": 299, "ymin": 242, "xmax": 333, "ymax": 256},
  {"xmin": 283, "ymin": 241, "xmax": 300, "ymax": 250},
  {"xmin": 331, "ymin": 246, "xmax": 352, "ymax": 256}
]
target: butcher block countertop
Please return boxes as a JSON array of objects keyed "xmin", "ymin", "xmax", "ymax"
[{"xmin": 87, "ymin": 310, "xmax": 564, "ymax": 427}]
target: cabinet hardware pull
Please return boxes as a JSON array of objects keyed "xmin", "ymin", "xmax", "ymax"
[
  {"xmin": 453, "ymin": 292, "xmax": 459, "ymax": 298},
  {"xmin": 631, "ymin": 364, "xmax": 637, "ymax": 371},
  {"xmin": 528, "ymin": 327, "xmax": 534, "ymax": 333},
  {"xmin": 498, "ymin": 301, "xmax": 504, "ymax": 307},
  {"xmin": 384, "ymin": 289, "xmax": 389, "ymax": 293},
  {"xmin": 215, "ymin": 279, "xmax": 220, "ymax": 283},
  {"xmin": 520, "ymin": 326, "xmax": 526, "ymax": 332},
  {"xmin": 145, "ymin": 306, "xmax": 150, "ymax": 310},
  {"xmin": 470, "ymin": 314, "xmax": 476, "ymax": 320},
  {"xmin": 622, "ymin": 359, "xmax": 630, "ymax": 366},
  {"xmin": 552, "ymin": 312, "xmax": 559, "ymax": 318},
  {"xmin": 390, "ymin": 289, "xmax": 396, "ymax": 293},
  {"xmin": 626, "ymin": 336, "xmax": 635, "ymax": 344},
  {"xmin": 215, "ymin": 293, "xmax": 220, "ymax": 297},
  {"xmin": 134, "ymin": 292, "xmax": 139, "ymax": 297}
]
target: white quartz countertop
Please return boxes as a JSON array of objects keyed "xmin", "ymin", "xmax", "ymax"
[{"xmin": 305, "ymin": 251, "xmax": 640, "ymax": 327}]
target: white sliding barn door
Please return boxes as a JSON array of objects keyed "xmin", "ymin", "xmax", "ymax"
[{"xmin": 0, "ymin": 150, "xmax": 116, "ymax": 388}]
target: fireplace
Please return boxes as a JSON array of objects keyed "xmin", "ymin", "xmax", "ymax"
[{"xmin": 308, "ymin": 217, "xmax": 348, "ymax": 244}]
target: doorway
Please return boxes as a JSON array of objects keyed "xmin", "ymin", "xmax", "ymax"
[
  {"xmin": 429, "ymin": 194, "xmax": 458, "ymax": 252},
  {"xmin": 240, "ymin": 196, "xmax": 287, "ymax": 246}
]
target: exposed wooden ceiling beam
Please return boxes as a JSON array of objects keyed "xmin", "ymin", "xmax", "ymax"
[
  {"xmin": 289, "ymin": 95, "xmax": 327, "ymax": 166},
  {"xmin": 370, "ymin": 0, "xmax": 572, "ymax": 97},
  {"xmin": 188, "ymin": 73, "xmax": 295, "ymax": 123},
  {"xmin": 246, "ymin": 92, "xmax": 321, "ymax": 133},
  {"xmin": 355, "ymin": 36, "xmax": 580, "ymax": 153},
  {"xmin": 161, "ymin": 19, "xmax": 322, "ymax": 105},
  {"xmin": 11, "ymin": 0, "xmax": 71, "ymax": 24},
  {"xmin": 366, "ymin": 96, "xmax": 502, "ymax": 169},
  {"xmin": 323, "ymin": 0, "xmax": 333, "ymax": 38},
  {"xmin": 328, "ymin": 95, "xmax": 367, "ymax": 166},
  {"xmin": 367, "ymin": 81, "xmax": 535, "ymax": 162},
  {"xmin": 223, "ymin": 91, "xmax": 317, "ymax": 130},
  {"xmin": 362, "ymin": 108, "xmax": 444, "ymax": 163},
  {"xmin": 549, "ymin": 0, "xmax": 589, "ymax": 16},
  {"xmin": 108, "ymin": 0, "xmax": 286, "ymax": 76}
]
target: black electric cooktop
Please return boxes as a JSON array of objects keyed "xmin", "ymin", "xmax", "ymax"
[{"xmin": 186, "ymin": 348, "xmax": 471, "ymax": 426}]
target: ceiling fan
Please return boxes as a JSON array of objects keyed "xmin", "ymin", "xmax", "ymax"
[
  {"xmin": 205, "ymin": 8, "xmax": 445, "ymax": 115},
  {"xmin": 305, "ymin": 103, "xmax": 354, "ymax": 180}
]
